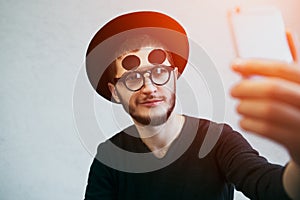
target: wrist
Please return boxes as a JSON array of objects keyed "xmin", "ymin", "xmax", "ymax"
[{"xmin": 283, "ymin": 160, "xmax": 300, "ymax": 200}]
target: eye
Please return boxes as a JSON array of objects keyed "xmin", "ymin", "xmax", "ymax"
[
  {"xmin": 148, "ymin": 49, "xmax": 167, "ymax": 64},
  {"xmin": 122, "ymin": 55, "xmax": 140, "ymax": 70},
  {"xmin": 126, "ymin": 72, "xmax": 142, "ymax": 81},
  {"xmin": 152, "ymin": 67, "xmax": 168, "ymax": 78},
  {"xmin": 125, "ymin": 72, "xmax": 143, "ymax": 90}
]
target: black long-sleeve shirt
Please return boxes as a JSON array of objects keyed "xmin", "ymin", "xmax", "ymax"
[{"xmin": 85, "ymin": 116, "xmax": 291, "ymax": 200}]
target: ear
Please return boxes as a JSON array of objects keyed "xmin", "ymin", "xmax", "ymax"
[{"xmin": 108, "ymin": 82, "xmax": 121, "ymax": 103}]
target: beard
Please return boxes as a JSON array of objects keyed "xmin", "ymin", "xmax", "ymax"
[
  {"xmin": 121, "ymin": 93, "xmax": 176, "ymax": 126},
  {"xmin": 132, "ymin": 95, "xmax": 175, "ymax": 126}
]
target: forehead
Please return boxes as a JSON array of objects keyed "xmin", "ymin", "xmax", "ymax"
[{"xmin": 117, "ymin": 46, "xmax": 165, "ymax": 58}]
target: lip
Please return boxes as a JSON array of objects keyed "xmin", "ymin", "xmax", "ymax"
[{"xmin": 139, "ymin": 99, "xmax": 164, "ymax": 107}]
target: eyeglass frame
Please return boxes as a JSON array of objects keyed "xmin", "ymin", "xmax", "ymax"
[{"xmin": 112, "ymin": 65, "xmax": 175, "ymax": 92}]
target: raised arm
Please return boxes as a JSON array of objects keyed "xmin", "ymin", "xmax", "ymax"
[{"xmin": 231, "ymin": 58, "xmax": 300, "ymax": 199}]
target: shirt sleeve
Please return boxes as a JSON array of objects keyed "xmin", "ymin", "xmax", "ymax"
[
  {"xmin": 215, "ymin": 124, "xmax": 291, "ymax": 200},
  {"xmin": 84, "ymin": 157, "xmax": 117, "ymax": 200}
]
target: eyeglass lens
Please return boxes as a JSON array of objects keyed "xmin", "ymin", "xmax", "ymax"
[{"xmin": 121, "ymin": 49, "xmax": 167, "ymax": 70}]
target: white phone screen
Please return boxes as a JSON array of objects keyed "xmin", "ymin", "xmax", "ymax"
[{"xmin": 228, "ymin": 6, "xmax": 293, "ymax": 63}]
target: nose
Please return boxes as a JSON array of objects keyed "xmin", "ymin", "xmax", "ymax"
[{"xmin": 140, "ymin": 73, "xmax": 157, "ymax": 94}]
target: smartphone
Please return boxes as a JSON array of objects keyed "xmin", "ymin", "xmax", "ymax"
[{"xmin": 228, "ymin": 6, "xmax": 294, "ymax": 63}]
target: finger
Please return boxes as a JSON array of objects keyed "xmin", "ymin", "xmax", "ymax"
[
  {"xmin": 231, "ymin": 58, "xmax": 300, "ymax": 84},
  {"xmin": 236, "ymin": 99, "xmax": 300, "ymax": 129},
  {"xmin": 231, "ymin": 78, "xmax": 300, "ymax": 108},
  {"xmin": 239, "ymin": 117, "xmax": 297, "ymax": 148}
]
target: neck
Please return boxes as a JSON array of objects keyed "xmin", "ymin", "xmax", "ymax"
[{"xmin": 134, "ymin": 112, "xmax": 185, "ymax": 152}]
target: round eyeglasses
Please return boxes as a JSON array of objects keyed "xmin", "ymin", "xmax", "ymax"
[{"xmin": 114, "ymin": 65, "xmax": 174, "ymax": 91}]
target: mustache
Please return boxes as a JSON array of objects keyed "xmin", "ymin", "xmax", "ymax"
[{"xmin": 137, "ymin": 94, "xmax": 166, "ymax": 103}]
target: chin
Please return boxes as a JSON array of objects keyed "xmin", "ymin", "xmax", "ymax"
[
  {"xmin": 133, "ymin": 115, "xmax": 167, "ymax": 126},
  {"xmin": 131, "ymin": 105, "xmax": 174, "ymax": 126}
]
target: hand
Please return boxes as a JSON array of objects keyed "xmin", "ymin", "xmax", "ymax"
[{"xmin": 230, "ymin": 58, "xmax": 300, "ymax": 167}]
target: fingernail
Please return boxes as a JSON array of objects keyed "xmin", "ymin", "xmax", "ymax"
[
  {"xmin": 231, "ymin": 58, "xmax": 246, "ymax": 70},
  {"xmin": 232, "ymin": 58, "xmax": 244, "ymax": 66}
]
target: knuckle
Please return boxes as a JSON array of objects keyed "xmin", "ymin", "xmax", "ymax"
[
  {"xmin": 261, "ymin": 103, "xmax": 276, "ymax": 117},
  {"xmin": 259, "ymin": 122, "xmax": 273, "ymax": 135},
  {"xmin": 264, "ymin": 81, "xmax": 279, "ymax": 98},
  {"xmin": 236, "ymin": 102, "xmax": 243, "ymax": 113}
]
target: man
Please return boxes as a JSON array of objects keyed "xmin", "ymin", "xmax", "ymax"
[{"xmin": 84, "ymin": 11, "xmax": 300, "ymax": 199}]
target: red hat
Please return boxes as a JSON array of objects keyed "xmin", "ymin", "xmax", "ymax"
[{"xmin": 86, "ymin": 11, "xmax": 189, "ymax": 102}]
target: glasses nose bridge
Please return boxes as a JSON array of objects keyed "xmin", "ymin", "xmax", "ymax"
[
  {"xmin": 140, "ymin": 71, "xmax": 157, "ymax": 93},
  {"xmin": 142, "ymin": 70, "xmax": 153, "ymax": 85}
]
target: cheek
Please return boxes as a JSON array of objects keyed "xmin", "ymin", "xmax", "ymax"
[
  {"xmin": 128, "ymin": 94, "xmax": 137, "ymax": 106},
  {"xmin": 120, "ymin": 91, "xmax": 137, "ymax": 108},
  {"xmin": 115, "ymin": 85, "xmax": 133, "ymax": 105},
  {"xmin": 156, "ymin": 86, "xmax": 175, "ymax": 102},
  {"xmin": 166, "ymin": 89, "xmax": 176, "ymax": 101},
  {"xmin": 162, "ymin": 79, "xmax": 176, "ymax": 95}
]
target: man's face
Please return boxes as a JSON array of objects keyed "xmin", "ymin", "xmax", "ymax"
[{"xmin": 110, "ymin": 46, "xmax": 178, "ymax": 126}]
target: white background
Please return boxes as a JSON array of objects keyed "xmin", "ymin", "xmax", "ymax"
[{"xmin": 1, "ymin": 0, "xmax": 299, "ymax": 199}]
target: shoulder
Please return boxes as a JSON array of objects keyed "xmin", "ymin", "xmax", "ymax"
[
  {"xmin": 185, "ymin": 115, "xmax": 239, "ymax": 143},
  {"xmin": 184, "ymin": 115, "xmax": 251, "ymax": 157},
  {"xmin": 193, "ymin": 116, "xmax": 245, "ymax": 142},
  {"xmin": 184, "ymin": 115, "xmax": 234, "ymax": 133}
]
